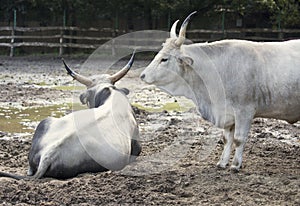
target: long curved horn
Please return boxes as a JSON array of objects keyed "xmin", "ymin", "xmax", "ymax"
[
  {"xmin": 62, "ymin": 59, "xmax": 93, "ymax": 87},
  {"xmin": 109, "ymin": 50, "xmax": 136, "ymax": 84},
  {"xmin": 175, "ymin": 11, "xmax": 197, "ymax": 46},
  {"xmin": 170, "ymin": 20, "xmax": 179, "ymax": 38}
]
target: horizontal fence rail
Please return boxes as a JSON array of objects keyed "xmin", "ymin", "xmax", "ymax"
[{"xmin": 0, "ymin": 26, "xmax": 300, "ymax": 56}]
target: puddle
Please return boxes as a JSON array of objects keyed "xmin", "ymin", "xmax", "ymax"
[{"xmin": 0, "ymin": 103, "xmax": 85, "ymax": 134}]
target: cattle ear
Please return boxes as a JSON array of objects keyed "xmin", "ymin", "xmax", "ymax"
[
  {"xmin": 116, "ymin": 88, "xmax": 129, "ymax": 95},
  {"xmin": 80, "ymin": 92, "xmax": 88, "ymax": 105},
  {"xmin": 177, "ymin": 56, "xmax": 194, "ymax": 67}
]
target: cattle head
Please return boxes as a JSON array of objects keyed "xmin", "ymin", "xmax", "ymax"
[
  {"xmin": 140, "ymin": 11, "xmax": 197, "ymax": 98},
  {"xmin": 63, "ymin": 52, "xmax": 135, "ymax": 108}
]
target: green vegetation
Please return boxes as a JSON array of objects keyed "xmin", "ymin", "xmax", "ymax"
[
  {"xmin": 132, "ymin": 101, "xmax": 195, "ymax": 113},
  {"xmin": 1, "ymin": 0, "xmax": 299, "ymax": 29},
  {"xmin": 35, "ymin": 81, "xmax": 47, "ymax": 86},
  {"xmin": 53, "ymin": 85, "xmax": 85, "ymax": 91}
]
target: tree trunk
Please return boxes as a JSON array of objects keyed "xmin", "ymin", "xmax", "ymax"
[{"xmin": 144, "ymin": 0, "xmax": 152, "ymax": 29}]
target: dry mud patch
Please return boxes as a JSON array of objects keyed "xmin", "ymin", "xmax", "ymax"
[{"xmin": 0, "ymin": 56, "xmax": 299, "ymax": 205}]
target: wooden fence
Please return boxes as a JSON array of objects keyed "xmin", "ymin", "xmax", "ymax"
[{"xmin": 0, "ymin": 26, "xmax": 299, "ymax": 56}]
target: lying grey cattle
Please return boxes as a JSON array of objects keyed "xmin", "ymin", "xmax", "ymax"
[
  {"xmin": 0, "ymin": 52, "xmax": 141, "ymax": 179},
  {"xmin": 140, "ymin": 11, "xmax": 300, "ymax": 172}
]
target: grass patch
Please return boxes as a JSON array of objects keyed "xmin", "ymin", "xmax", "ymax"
[
  {"xmin": 54, "ymin": 85, "xmax": 85, "ymax": 91},
  {"xmin": 35, "ymin": 81, "xmax": 48, "ymax": 86},
  {"xmin": 132, "ymin": 101, "xmax": 194, "ymax": 113}
]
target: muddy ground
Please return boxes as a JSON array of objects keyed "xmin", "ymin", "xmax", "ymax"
[{"xmin": 0, "ymin": 56, "xmax": 299, "ymax": 205}]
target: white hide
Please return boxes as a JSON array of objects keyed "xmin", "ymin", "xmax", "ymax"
[
  {"xmin": 42, "ymin": 89, "xmax": 135, "ymax": 170},
  {"xmin": 141, "ymin": 38, "xmax": 300, "ymax": 171},
  {"xmin": 29, "ymin": 87, "xmax": 139, "ymax": 179}
]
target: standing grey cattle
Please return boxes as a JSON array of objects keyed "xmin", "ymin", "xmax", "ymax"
[
  {"xmin": 0, "ymin": 52, "xmax": 141, "ymax": 179},
  {"xmin": 140, "ymin": 11, "xmax": 300, "ymax": 172}
]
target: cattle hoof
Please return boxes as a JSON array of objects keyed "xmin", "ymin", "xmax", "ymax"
[
  {"xmin": 216, "ymin": 162, "xmax": 227, "ymax": 169},
  {"xmin": 230, "ymin": 166, "xmax": 240, "ymax": 173}
]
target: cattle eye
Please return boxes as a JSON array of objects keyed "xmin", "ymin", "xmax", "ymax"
[{"xmin": 161, "ymin": 58, "xmax": 168, "ymax": 63}]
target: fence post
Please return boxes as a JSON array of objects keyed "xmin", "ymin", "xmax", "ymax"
[
  {"xmin": 10, "ymin": 27, "xmax": 15, "ymax": 57},
  {"xmin": 10, "ymin": 9, "xmax": 17, "ymax": 57},
  {"xmin": 111, "ymin": 29, "xmax": 116, "ymax": 56},
  {"xmin": 59, "ymin": 27, "xmax": 64, "ymax": 56},
  {"xmin": 278, "ymin": 30, "xmax": 284, "ymax": 40},
  {"xmin": 59, "ymin": 10, "xmax": 67, "ymax": 56}
]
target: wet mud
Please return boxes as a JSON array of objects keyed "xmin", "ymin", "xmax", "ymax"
[{"xmin": 0, "ymin": 56, "xmax": 299, "ymax": 205}]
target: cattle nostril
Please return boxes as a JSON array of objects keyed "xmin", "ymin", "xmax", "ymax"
[{"xmin": 140, "ymin": 74, "xmax": 145, "ymax": 80}]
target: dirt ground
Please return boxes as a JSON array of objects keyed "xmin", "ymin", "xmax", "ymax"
[{"xmin": 0, "ymin": 56, "xmax": 299, "ymax": 205}]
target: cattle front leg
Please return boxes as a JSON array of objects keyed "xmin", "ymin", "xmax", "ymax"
[
  {"xmin": 230, "ymin": 112, "xmax": 253, "ymax": 172},
  {"xmin": 217, "ymin": 126, "xmax": 234, "ymax": 169}
]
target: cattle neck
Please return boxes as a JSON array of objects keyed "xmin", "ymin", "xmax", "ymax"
[
  {"xmin": 180, "ymin": 63, "xmax": 216, "ymax": 124},
  {"xmin": 178, "ymin": 43, "xmax": 238, "ymax": 128}
]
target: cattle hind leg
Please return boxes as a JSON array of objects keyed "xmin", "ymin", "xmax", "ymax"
[
  {"xmin": 27, "ymin": 166, "xmax": 34, "ymax": 176},
  {"xmin": 217, "ymin": 126, "xmax": 234, "ymax": 169},
  {"xmin": 31, "ymin": 150, "xmax": 57, "ymax": 179}
]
